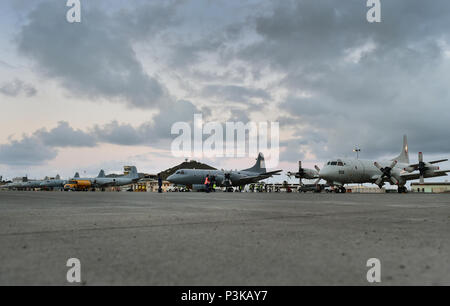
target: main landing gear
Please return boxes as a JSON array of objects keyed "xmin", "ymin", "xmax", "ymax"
[
  {"xmin": 334, "ymin": 187, "xmax": 346, "ymax": 193},
  {"xmin": 397, "ymin": 186, "xmax": 408, "ymax": 193}
]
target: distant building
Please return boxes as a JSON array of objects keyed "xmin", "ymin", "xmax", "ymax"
[
  {"xmin": 131, "ymin": 178, "xmax": 172, "ymax": 192},
  {"xmin": 411, "ymin": 182, "xmax": 450, "ymax": 193}
]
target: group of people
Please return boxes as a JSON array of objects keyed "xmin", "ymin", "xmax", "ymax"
[{"xmin": 203, "ymin": 175, "xmax": 217, "ymax": 193}]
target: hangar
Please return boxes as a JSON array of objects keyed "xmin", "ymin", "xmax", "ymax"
[{"xmin": 411, "ymin": 182, "xmax": 450, "ymax": 193}]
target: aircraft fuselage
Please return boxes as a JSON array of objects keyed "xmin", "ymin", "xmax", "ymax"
[
  {"xmin": 167, "ymin": 169, "xmax": 257, "ymax": 187},
  {"xmin": 319, "ymin": 158, "xmax": 409, "ymax": 186}
]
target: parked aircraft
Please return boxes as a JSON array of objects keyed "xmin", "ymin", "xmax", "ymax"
[
  {"xmin": 167, "ymin": 153, "xmax": 282, "ymax": 190},
  {"xmin": 64, "ymin": 167, "xmax": 140, "ymax": 190},
  {"xmin": 288, "ymin": 135, "xmax": 449, "ymax": 193},
  {"xmin": 0, "ymin": 175, "xmax": 66, "ymax": 190},
  {"xmin": 40, "ymin": 175, "xmax": 67, "ymax": 189},
  {"xmin": 0, "ymin": 177, "xmax": 36, "ymax": 190},
  {"xmin": 92, "ymin": 167, "xmax": 140, "ymax": 187},
  {"xmin": 0, "ymin": 182, "xmax": 15, "ymax": 189}
]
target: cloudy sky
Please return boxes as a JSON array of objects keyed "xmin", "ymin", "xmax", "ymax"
[{"xmin": 0, "ymin": 0, "xmax": 449, "ymax": 182}]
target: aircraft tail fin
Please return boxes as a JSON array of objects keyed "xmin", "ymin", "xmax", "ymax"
[
  {"xmin": 242, "ymin": 153, "xmax": 266, "ymax": 174},
  {"xmin": 125, "ymin": 166, "xmax": 139, "ymax": 179},
  {"xmin": 55, "ymin": 174, "xmax": 60, "ymax": 180},
  {"xmin": 74, "ymin": 172, "xmax": 80, "ymax": 178},
  {"xmin": 97, "ymin": 170, "xmax": 106, "ymax": 178},
  {"xmin": 392, "ymin": 135, "xmax": 410, "ymax": 164}
]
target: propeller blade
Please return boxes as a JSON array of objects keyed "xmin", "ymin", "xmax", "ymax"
[
  {"xmin": 314, "ymin": 165, "xmax": 320, "ymax": 172},
  {"xmin": 374, "ymin": 162, "xmax": 383, "ymax": 170},
  {"xmin": 418, "ymin": 152, "xmax": 423, "ymax": 163},
  {"xmin": 389, "ymin": 160, "xmax": 398, "ymax": 169},
  {"xmin": 313, "ymin": 178, "xmax": 321, "ymax": 185},
  {"xmin": 419, "ymin": 175, "xmax": 424, "ymax": 184},
  {"xmin": 375, "ymin": 177, "xmax": 383, "ymax": 186},
  {"xmin": 298, "ymin": 161, "xmax": 302, "ymax": 172},
  {"xmin": 390, "ymin": 176, "xmax": 399, "ymax": 185}
]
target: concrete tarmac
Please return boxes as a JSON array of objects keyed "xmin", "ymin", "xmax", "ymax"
[{"xmin": 0, "ymin": 191, "xmax": 449, "ymax": 285}]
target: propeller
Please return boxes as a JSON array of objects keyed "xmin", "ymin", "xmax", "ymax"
[
  {"xmin": 287, "ymin": 161, "xmax": 305, "ymax": 185},
  {"xmin": 418, "ymin": 152, "xmax": 426, "ymax": 184},
  {"xmin": 298, "ymin": 161, "xmax": 304, "ymax": 185},
  {"xmin": 287, "ymin": 161, "xmax": 322, "ymax": 186},
  {"xmin": 223, "ymin": 172, "xmax": 232, "ymax": 187},
  {"xmin": 374, "ymin": 160, "xmax": 398, "ymax": 187}
]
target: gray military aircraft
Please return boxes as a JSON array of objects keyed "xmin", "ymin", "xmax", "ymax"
[
  {"xmin": 167, "ymin": 153, "xmax": 282, "ymax": 190},
  {"xmin": 94, "ymin": 166, "xmax": 140, "ymax": 187},
  {"xmin": 40, "ymin": 175, "xmax": 67, "ymax": 189},
  {"xmin": 288, "ymin": 135, "xmax": 449, "ymax": 193},
  {"xmin": 0, "ymin": 177, "xmax": 43, "ymax": 190},
  {"xmin": 67, "ymin": 166, "xmax": 140, "ymax": 189},
  {"xmin": 0, "ymin": 174, "xmax": 68, "ymax": 190},
  {"xmin": 0, "ymin": 181, "xmax": 17, "ymax": 189}
]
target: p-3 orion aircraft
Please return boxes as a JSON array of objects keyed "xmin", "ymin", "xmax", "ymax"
[
  {"xmin": 167, "ymin": 153, "xmax": 282, "ymax": 191},
  {"xmin": 288, "ymin": 135, "xmax": 449, "ymax": 193}
]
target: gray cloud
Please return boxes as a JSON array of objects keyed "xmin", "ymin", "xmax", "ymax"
[
  {"xmin": 240, "ymin": 0, "xmax": 450, "ymax": 161},
  {"xmin": 34, "ymin": 121, "xmax": 97, "ymax": 148},
  {"xmin": 0, "ymin": 136, "xmax": 57, "ymax": 166},
  {"xmin": 229, "ymin": 108, "xmax": 251, "ymax": 123},
  {"xmin": 16, "ymin": 1, "xmax": 178, "ymax": 108},
  {"xmin": 0, "ymin": 79, "xmax": 37, "ymax": 97},
  {"xmin": 5, "ymin": 0, "xmax": 450, "ymax": 168},
  {"xmin": 93, "ymin": 99, "xmax": 204, "ymax": 146},
  {"xmin": 201, "ymin": 85, "xmax": 271, "ymax": 104},
  {"xmin": 93, "ymin": 121, "xmax": 148, "ymax": 146},
  {"xmin": 0, "ymin": 98, "xmax": 202, "ymax": 165}
]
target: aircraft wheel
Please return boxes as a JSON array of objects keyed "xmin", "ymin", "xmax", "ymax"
[{"xmin": 398, "ymin": 186, "xmax": 407, "ymax": 193}]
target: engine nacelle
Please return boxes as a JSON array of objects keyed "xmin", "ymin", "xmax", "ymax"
[{"xmin": 296, "ymin": 168, "xmax": 319, "ymax": 179}]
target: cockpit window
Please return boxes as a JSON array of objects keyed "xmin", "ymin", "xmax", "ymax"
[
  {"xmin": 327, "ymin": 161, "xmax": 331, "ymax": 165},
  {"xmin": 337, "ymin": 162, "xmax": 344, "ymax": 166},
  {"xmin": 331, "ymin": 161, "xmax": 337, "ymax": 166},
  {"xmin": 176, "ymin": 170, "xmax": 185, "ymax": 175}
]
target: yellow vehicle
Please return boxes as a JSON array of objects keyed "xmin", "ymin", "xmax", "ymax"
[{"xmin": 64, "ymin": 180, "xmax": 92, "ymax": 191}]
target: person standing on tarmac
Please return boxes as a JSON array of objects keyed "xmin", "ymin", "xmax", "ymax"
[
  {"xmin": 204, "ymin": 175, "xmax": 210, "ymax": 193},
  {"xmin": 210, "ymin": 175, "xmax": 216, "ymax": 192},
  {"xmin": 158, "ymin": 174, "xmax": 163, "ymax": 193}
]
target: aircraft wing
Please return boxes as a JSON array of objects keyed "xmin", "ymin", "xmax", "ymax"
[
  {"xmin": 408, "ymin": 159, "xmax": 449, "ymax": 169},
  {"xmin": 400, "ymin": 170, "xmax": 450, "ymax": 181},
  {"xmin": 236, "ymin": 170, "xmax": 282, "ymax": 185},
  {"xmin": 429, "ymin": 159, "xmax": 449, "ymax": 164}
]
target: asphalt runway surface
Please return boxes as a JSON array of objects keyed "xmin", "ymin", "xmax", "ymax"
[{"xmin": 0, "ymin": 191, "xmax": 449, "ymax": 285}]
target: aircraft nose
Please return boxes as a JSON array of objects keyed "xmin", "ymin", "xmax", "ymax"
[{"xmin": 167, "ymin": 174, "xmax": 177, "ymax": 183}]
